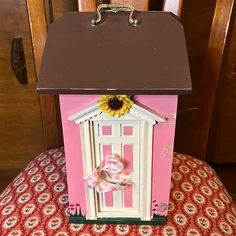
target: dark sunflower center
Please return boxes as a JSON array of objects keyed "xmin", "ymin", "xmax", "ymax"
[{"xmin": 108, "ymin": 97, "xmax": 124, "ymax": 110}]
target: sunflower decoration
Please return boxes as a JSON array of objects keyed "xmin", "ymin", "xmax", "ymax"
[{"xmin": 98, "ymin": 95, "xmax": 134, "ymax": 117}]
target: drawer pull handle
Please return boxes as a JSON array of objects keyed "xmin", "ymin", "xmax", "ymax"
[{"xmin": 11, "ymin": 37, "xmax": 28, "ymax": 85}]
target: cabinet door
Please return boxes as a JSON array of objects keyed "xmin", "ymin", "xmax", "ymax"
[
  {"xmin": 93, "ymin": 121, "xmax": 141, "ymax": 218},
  {"xmin": 0, "ymin": 0, "xmax": 44, "ymax": 170},
  {"xmin": 207, "ymin": 15, "xmax": 236, "ymax": 164}
]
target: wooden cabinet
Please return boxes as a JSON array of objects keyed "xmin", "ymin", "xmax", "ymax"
[
  {"xmin": 174, "ymin": 0, "xmax": 217, "ymax": 155},
  {"xmin": 0, "ymin": 0, "xmax": 44, "ymax": 170},
  {"xmin": 207, "ymin": 13, "xmax": 236, "ymax": 164},
  {"xmin": 0, "ymin": 0, "xmax": 78, "ymax": 191}
]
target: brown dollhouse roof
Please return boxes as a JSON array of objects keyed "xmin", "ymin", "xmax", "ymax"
[{"xmin": 37, "ymin": 12, "xmax": 191, "ymax": 95}]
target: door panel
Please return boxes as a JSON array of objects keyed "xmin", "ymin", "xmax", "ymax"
[
  {"xmin": 93, "ymin": 121, "xmax": 140, "ymax": 217},
  {"xmin": 0, "ymin": 0, "xmax": 44, "ymax": 170},
  {"xmin": 123, "ymin": 144, "xmax": 133, "ymax": 208}
]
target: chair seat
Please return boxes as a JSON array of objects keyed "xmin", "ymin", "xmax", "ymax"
[{"xmin": 0, "ymin": 148, "xmax": 235, "ymax": 235}]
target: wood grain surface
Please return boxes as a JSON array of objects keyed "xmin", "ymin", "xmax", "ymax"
[
  {"xmin": 207, "ymin": 4, "xmax": 236, "ymax": 163},
  {"xmin": 51, "ymin": 0, "xmax": 78, "ymax": 20},
  {"xmin": 0, "ymin": 0, "xmax": 44, "ymax": 169},
  {"xmin": 78, "ymin": 0, "xmax": 96, "ymax": 12},
  {"xmin": 111, "ymin": 0, "xmax": 149, "ymax": 11},
  {"xmin": 174, "ymin": 0, "xmax": 217, "ymax": 156},
  {"xmin": 27, "ymin": 0, "xmax": 61, "ymax": 149},
  {"xmin": 193, "ymin": 0, "xmax": 235, "ymax": 160}
]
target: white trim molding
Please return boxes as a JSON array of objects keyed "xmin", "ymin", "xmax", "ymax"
[{"xmin": 68, "ymin": 102, "xmax": 166, "ymax": 124}]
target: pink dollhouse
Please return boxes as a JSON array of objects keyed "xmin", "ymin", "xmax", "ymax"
[{"xmin": 37, "ymin": 5, "xmax": 191, "ymax": 225}]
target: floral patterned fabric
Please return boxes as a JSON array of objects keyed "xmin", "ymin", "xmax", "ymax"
[{"xmin": 0, "ymin": 148, "xmax": 236, "ymax": 236}]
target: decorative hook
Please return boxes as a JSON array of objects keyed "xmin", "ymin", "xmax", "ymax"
[{"xmin": 91, "ymin": 3, "xmax": 139, "ymax": 27}]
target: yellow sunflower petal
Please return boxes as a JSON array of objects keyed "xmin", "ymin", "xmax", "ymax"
[{"xmin": 97, "ymin": 94, "xmax": 133, "ymax": 117}]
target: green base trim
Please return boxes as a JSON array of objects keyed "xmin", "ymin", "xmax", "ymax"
[{"xmin": 70, "ymin": 214, "xmax": 167, "ymax": 225}]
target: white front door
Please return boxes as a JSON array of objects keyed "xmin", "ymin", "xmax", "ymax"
[{"xmin": 93, "ymin": 120, "xmax": 141, "ymax": 218}]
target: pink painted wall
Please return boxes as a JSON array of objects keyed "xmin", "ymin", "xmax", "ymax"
[
  {"xmin": 59, "ymin": 95, "xmax": 178, "ymax": 217},
  {"xmin": 136, "ymin": 96, "xmax": 178, "ymax": 216}
]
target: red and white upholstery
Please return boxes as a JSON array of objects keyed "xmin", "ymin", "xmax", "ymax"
[{"xmin": 0, "ymin": 148, "xmax": 236, "ymax": 235}]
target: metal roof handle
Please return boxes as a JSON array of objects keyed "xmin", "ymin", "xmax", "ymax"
[{"xmin": 91, "ymin": 3, "xmax": 139, "ymax": 27}]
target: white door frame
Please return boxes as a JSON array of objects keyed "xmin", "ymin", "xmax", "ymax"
[{"xmin": 80, "ymin": 113, "xmax": 155, "ymax": 220}]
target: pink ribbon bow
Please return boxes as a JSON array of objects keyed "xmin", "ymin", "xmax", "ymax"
[{"xmin": 83, "ymin": 154, "xmax": 131, "ymax": 193}]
